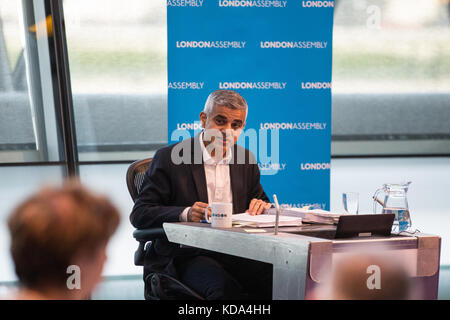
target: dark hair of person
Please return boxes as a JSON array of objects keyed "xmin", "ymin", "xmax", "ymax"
[{"xmin": 7, "ymin": 181, "xmax": 120, "ymax": 291}]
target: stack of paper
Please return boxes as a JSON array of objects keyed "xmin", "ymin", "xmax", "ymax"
[
  {"xmin": 265, "ymin": 207, "xmax": 341, "ymax": 225},
  {"xmin": 232, "ymin": 213, "xmax": 302, "ymax": 228}
]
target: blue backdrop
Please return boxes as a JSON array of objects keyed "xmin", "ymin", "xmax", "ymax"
[{"xmin": 168, "ymin": 0, "xmax": 334, "ymax": 210}]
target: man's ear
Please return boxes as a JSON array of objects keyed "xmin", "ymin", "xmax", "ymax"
[{"xmin": 200, "ymin": 112, "xmax": 207, "ymax": 128}]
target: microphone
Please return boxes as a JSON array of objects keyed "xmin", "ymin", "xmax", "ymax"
[{"xmin": 273, "ymin": 194, "xmax": 281, "ymax": 235}]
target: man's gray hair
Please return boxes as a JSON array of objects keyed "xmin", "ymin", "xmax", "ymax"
[{"xmin": 203, "ymin": 90, "xmax": 248, "ymax": 120}]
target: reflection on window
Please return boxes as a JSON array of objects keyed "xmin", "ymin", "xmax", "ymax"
[
  {"xmin": 64, "ymin": 0, "xmax": 168, "ymax": 161},
  {"xmin": 332, "ymin": 0, "xmax": 450, "ymax": 156},
  {"xmin": 0, "ymin": 0, "xmax": 62, "ymax": 163}
]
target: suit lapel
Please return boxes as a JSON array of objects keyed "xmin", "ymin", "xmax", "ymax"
[
  {"xmin": 190, "ymin": 134, "xmax": 208, "ymax": 203},
  {"xmin": 229, "ymin": 144, "xmax": 244, "ymax": 214},
  {"xmin": 191, "ymin": 164, "xmax": 208, "ymax": 203},
  {"xmin": 229, "ymin": 163, "xmax": 240, "ymax": 214}
]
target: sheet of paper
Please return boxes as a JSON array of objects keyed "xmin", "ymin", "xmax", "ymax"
[
  {"xmin": 243, "ymin": 229, "xmax": 267, "ymax": 233},
  {"xmin": 232, "ymin": 213, "xmax": 302, "ymax": 223},
  {"xmin": 287, "ymin": 208, "xmax": 342, "ymax": 218}
]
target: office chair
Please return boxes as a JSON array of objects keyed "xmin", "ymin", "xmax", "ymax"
[{"xmin": 127, "ymin": 158, "xmax": 204, "ymax": 300}]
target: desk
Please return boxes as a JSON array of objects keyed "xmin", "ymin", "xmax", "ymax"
[{"xmin": 163, "ymin": 222, "xmax": 441, "ymax": 300}]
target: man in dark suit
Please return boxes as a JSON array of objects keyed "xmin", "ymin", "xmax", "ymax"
[{"xmin": 130, "ymin": 90, "xmax": 272, "ymax": 299}]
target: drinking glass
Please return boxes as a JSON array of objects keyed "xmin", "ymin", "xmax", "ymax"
[{"xmin": 343, "ymin": 192, "xmax": 359, "ymax": 214}]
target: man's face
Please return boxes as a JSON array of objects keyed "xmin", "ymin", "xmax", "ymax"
[{"xmin": 200, "ymin": 105, "xmax": 246, "ymax": 151}]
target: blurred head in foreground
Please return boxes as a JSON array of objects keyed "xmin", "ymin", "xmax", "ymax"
[
  {"xmin": 318, "ymin": 253, "xmax": 412, "ymax": 300},
  {"xmin": 7, "ymin": 181, "xmax": 120, "ymax": 300}
]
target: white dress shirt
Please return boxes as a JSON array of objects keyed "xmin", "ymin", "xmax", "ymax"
[{"xmin": 179, "ymin": 132, "xmax": 233, "ymax": 221}]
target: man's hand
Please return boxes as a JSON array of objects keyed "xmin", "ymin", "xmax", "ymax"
[
  {"xmin": 246, "ymin": 199, "xmax": 271, "ymax": 215},
  {"xmin": 187, "ymin": 202, "xmax": 209, "ymax": 222}
]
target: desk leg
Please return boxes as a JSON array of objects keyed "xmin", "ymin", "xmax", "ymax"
[{"xmin": 272, "ymin": 249, "xmax": 309, "ymax": 300}]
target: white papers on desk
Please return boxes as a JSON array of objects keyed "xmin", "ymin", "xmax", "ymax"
[
  {"xmin": 232, "ymin": 213, "xmax": 302, "ymax": 228},
  {"xmin": 265, "ymin": 207, "xmax": 341, "ymax": 225}
]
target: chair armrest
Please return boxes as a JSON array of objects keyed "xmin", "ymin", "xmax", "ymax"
[
  {"xmin": 133, "ymin": 227, "xmax": 167, "ymax": 242},
  {"xmin": 132, "ymin": 227, "xmax": 167, "ymax": 266}
]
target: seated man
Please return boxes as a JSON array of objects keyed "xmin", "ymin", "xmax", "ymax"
[{"xmin": 130, "ymin": 89, "xmax": 273, "ymax": 299}]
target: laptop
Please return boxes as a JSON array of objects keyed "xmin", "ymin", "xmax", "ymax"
[{"xmin": 334, "ymin": 214, "xmax": 395, "ymax": 239}]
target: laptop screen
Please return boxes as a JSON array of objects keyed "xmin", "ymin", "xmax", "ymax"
[{"xmin": 335, "ymin": 214, "xmax": 395, "ymax": 239}]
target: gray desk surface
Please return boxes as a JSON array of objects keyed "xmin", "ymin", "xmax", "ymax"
[{"xmin": 163, "ymin": 222, "xmax": 438, "ymax": 299}]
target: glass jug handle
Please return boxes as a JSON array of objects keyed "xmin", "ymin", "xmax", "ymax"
[{"xmin": 373, "ymin": 188, "xmax": 384, "ymax": 214}]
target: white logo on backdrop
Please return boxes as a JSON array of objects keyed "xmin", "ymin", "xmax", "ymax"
[
  {"xmin": 260, "ymin": 122, "xmax": 327, "ymax": 130},
  {"xmin": 176, "ymin": 41, "xmax": 246, "ymax": 49},
  {"xmin": 300, "ymin": 163, "xmax": 331, "ymax": 170},
  {"xmin": 169, "ymin": 82, "xmax": 205, "ymax": 90},
  {"xmin": 259, "ymin": 162, "xmax": 286, "ymax": 171},
  {"xmin": 260, "ymin": 41, "xmax": 327, "ymax": 49},
  {"xmin": 167, "ymin": 0, "xmax": 204, "ymax": 7},
  {"xmin": 301, "ymin": 82, "xmax": 331, "ymax": 90},
  {"xmin": 218, "ymin": 0, "xmax": 287, "ymax": 8},
  {"xmin": 301, "ymin": 0, "xmax": 334, "ymax": 8},
  {"xmin": 283, "ymin": 203, "xmax": 327, "ymax": 209},
  {"xmin": 176, "ymin": 122, "xmax": 204, "ymax": 130},
  {"xmin": 219, "ymin": 82, "xmax": 287, "ymax": 90}
]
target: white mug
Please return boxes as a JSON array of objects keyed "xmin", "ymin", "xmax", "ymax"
[{"xmin": 205, "ymin": 202, "xmax": 233, "ymax": 228}]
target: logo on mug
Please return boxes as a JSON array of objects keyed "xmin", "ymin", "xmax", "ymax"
[{"xmin": 213, "ymin": 212, "xmax": 228, "ymax": 218}]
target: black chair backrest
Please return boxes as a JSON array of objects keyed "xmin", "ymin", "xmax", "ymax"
[
  {"xmin": 126, "ymin": 158, "xmax": 152, "ymax": 202},
  {"xmin": 127, "ymin": 157, "xmax": 205, "ymax": 300}
]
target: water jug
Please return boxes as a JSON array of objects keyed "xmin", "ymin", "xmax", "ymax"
[{"xmin": 373, "ymin": 182, "xmax": 412, "ymax": 232}]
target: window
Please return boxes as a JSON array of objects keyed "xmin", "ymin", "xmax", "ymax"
[
  {"xmin": 0, "ymin": 0, "xmax": 64, "ymax": 163},
  {"xmin": 0, "ymin": 0, "xmax": 66, "ymax": 282},
  {"xmin": 332, "ymin": 0, "xmax": 450, "ymax": 156},
  {"xmin": 64, "ymin": 0, "xmax": 168, "ymax": 161}
]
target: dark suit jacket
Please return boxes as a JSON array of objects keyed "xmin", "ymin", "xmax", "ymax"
[{"xmin": 130, "ymin": 134, "xmax": 269, "ymax": 278}]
